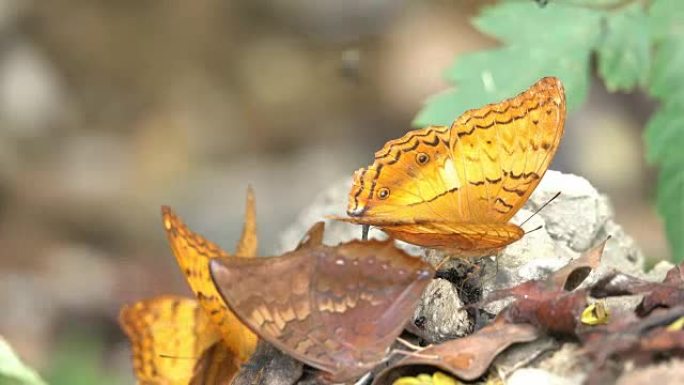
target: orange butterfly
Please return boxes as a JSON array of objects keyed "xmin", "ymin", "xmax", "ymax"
[
  {"xmin": 119, "ymin": 296, "xmax": 238, "ymax": 385},
  {"xmin": 334, "ymin": 77, "xmax": 566, "ymax": 257},
  {"xmin": 161, "ymin": 190, "xmax": 258, "ymax": 363},
  {"xmin": 120, "ymin": 188, "xmax": 259, "ymax": 384}
]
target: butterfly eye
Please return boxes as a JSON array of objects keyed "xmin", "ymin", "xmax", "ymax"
[
  {"xmin": 416, "ymin": 152, "xmax": 430, "ymax": 165},
  {"xmin": 377, "ymin": 187, "xmax": 390, "ymax": 200}
]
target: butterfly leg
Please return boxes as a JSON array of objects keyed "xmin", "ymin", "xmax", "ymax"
[
  {"xmin": 472, "ymin": 255, "xmax": 500, "ymax": 288},
  {"xmin": 386, "ymin": 348, "xmax": 439, "ymax": 361},
  {"xmin": 435, "ymin": 255, "xmax": 450, "ymax": 271},
  {"xmin": 491, "ymin": 255, "xmax": 499, "ymax": 280},
  {"xmin": 361, "ymin": 224, "xmax": 370, "ymax": 241},
  {"xmin": 396, "ymin": 337, "xmax": 429, "ymax": 351}
]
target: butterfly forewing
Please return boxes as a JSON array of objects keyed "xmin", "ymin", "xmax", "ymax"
[
  {"xmin": 348, "ymin": 125, "xmax": 456, "ymax": 220},
  {"xmin": 209, "ymin": 239, "xmax": 434, "ymax": 382}
]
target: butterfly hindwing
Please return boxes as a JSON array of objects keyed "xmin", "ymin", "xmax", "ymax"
[{"xmin": 119, "ymin": 296, "xmax": 221, "ymax": 385}]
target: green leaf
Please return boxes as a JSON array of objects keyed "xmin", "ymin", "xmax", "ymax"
[
  {"xmin": 414, "ymin": 1, "xmax": 601, "ymax": 127},
  {"xmin": 46, "ymin": 330, "xmax": 124, "ymax": 385},
  {"xmin": 415, "ymin": 44, "xmax": 593, "ymax": 127},
  {"xmin": 649, "ymin": 0, "xmax": 684, "ymax": 40},
  {"xmin": 598, "ymin": 4, "xmax": 651, "ymax": 91},
  {"xmin": 646, "ymin": 3, "xmax": 684, "ymax": 262},
  {"xmin": 413, "ymin": 88, "xmax": 489, "ymax": 128},
  {"xmin": 644, "ymin": 103, "xmax": 684, "ymax": 165},
  {"xmin": 451, "ymin": 45, "xmax": 593, "ymax": 107},
  {"xmin": 0, "ymin": 337, "xmax": 48, "ymax": 385},
  {"xmin": 656, "ymin": 163, "xmax": 684, "ymax": 262},
  {"xmin": 474, "ymin": 2, "xmax": 603, "ymax": 47},
  {"xmin": 649, "ymin": 38, "xmax": 684, "ymax": 99}
]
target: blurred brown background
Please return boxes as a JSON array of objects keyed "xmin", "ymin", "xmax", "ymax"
[{"xmin": 0, "ymin": 1, "xmax": 668, "ymax": 384}]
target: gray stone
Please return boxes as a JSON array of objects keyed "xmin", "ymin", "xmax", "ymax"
[
  {"xmin": 479, "ymin": 171, "xmax": 645, "ymax": 313},
  {"xmin": 488, "ymin": 171, "xmax": 643, "ymax": 292},
  {"xmin": 526, "ymin": 171, "xmax": 612, "ymax": 253},
  {"xmin": 411, "ymin": 278, "xmax": 470, "ymax": 343}
]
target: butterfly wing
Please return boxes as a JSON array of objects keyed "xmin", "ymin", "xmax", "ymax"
[
  {"xmin": 346, "ymin": 77, "xmax": 564, "ymax": 224},
  {"xmin": 234, "ymin": 186, "xmax": 258, "ymax": 257},
  {"xmin": 295, "ymin": 222, "xmax": 326, "ymax": 251},
  {"xmin": 210, "ymin": 240, "xmax": 434, "ymax": 382},
  {"xmin": 161, "ymin": 192, "xmax": 258, "ymax": 362},
  {"xmin": 119, "ymin": 296, "xmax": 221, "ymax": 385},
  {"xmin": 339, "ymin": 78, "xmax": 564, "ymax": 254},
  {"xmin": 380, "ymin": 222, "xmax": 524, "ymax": 257},
  {"xmin": 189, "ymin": 342, "xmax": 240, "ymax": 385},
  {"xmin": 346, "ymin": 125, "xmax": 459, "ymax": 221}
]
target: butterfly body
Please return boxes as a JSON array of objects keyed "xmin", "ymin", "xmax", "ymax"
[
  {"xmin": 210, "ymin": 237, "xmax": 435, "ymax": 383},
  {"xmin": 337, "ymin": 77, "xmax": 566, "ymax": 257}
]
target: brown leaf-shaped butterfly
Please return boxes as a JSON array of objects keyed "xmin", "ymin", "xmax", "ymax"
[{"xmin": 210, "ymin": 222, "xmax": 435, "ymax": 383}]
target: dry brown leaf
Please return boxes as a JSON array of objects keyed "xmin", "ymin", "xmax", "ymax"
[{"xmin": 372, "ymin": 317, "xmax": 539, "ymax": 384}]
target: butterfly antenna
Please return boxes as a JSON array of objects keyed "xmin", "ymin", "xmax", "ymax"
[
  {"xmin": 524, "ymin": 225, "xmax": 544, "ymax": 235},
  {"xmin": 361, "ymin": 224, "xmax": 370, "ymax": 241},
  {"xmin": 519, "ymin": 191, "xmax": 561, "ymax": 227},
  {"xmin": 435, "ymin": 255, "xmax": 451, "ymax": 270}
]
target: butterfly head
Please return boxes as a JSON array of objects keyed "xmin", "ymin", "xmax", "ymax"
[{"xmin": 347, "ymin": 167, "xmax": 385, "ymax": 217}]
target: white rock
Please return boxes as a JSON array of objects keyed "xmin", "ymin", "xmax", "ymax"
[
  {"xmin": 506, "ymin": 368, "xmax": 583, "ymax": 385},
  {"xmin": 487, "ymin": 170, "xmax": 644, "ymax": 295},
  {"xmin": 528, "ymin": 171, "xmax": 612, "ymax": 252}
]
